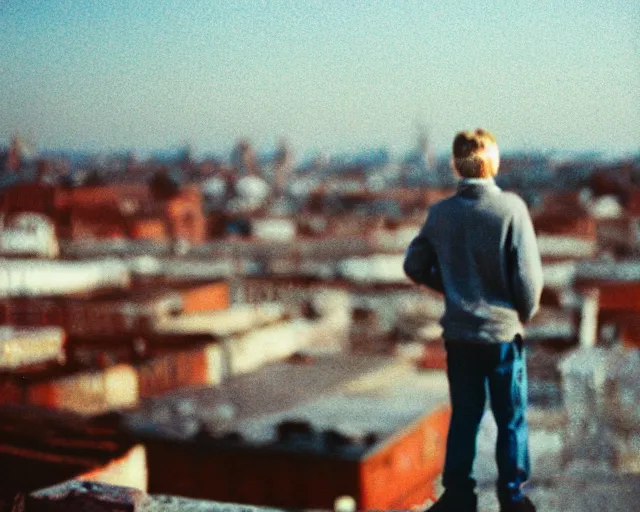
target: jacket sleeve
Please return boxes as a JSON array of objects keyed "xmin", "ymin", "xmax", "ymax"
[
  {"xmin": 507, "ymin": 204, "xmax": 544, "ymax": 323},
  {"xmin": 403, "ymin": 223, "xmax": 444, "ymax": 293}
]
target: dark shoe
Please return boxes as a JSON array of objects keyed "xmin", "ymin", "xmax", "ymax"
[
  {"xmin": 425, "ymin": 490, "xmax": 477, "ymax": 512},
  {"xmin": 500, "ymin": 495, "xmax": 536, "ymax": 512}
]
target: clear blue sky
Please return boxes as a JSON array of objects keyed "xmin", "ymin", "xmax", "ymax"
[{"xmin": 1, "ymin": 0, "xmax": 638, "ymax": 157}]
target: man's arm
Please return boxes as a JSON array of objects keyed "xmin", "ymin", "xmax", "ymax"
[
  {"xmin": 403, "ymin": 227, "xmax": 444, "ymax": 293},
  {"xmin": 508, "ymin": 205, "xmax": 544, "ymax": 323}
]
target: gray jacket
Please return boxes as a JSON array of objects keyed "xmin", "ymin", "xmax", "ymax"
[{"xmin": 403, "ymin": 179, "xmax": 543, "ymax": 343}]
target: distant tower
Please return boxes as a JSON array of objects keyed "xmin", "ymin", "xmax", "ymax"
[
  {"xmin": 6, "ymin": 136, "xmax": 22, "ymax": 173},
  {"xmin": 273, "ymin": 138, "xmax": 292, "ymax": 196},
  {"xmin": 416, "ymin": 123, "xmax": 436, "ymax": 171},
  {"xmin": 5, "ymin": 135, "xmax": 37, "ymax": 173},
  {"xmin": 231, "ymin": 139, "xmax": 259, "ymax": 176},
  {"xmin": 178, "ymin": 143, "xmax": 193, "ymax": 167}
]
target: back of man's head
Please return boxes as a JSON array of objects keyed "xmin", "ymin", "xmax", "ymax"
[{"xmin": 452, "ymin": 129, "xmax": 500, "ymax": 178}]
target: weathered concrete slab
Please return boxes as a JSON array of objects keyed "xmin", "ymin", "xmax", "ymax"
[
  {"xmin": 142, "ymin": 494, "xmax": 287, "ymax": 512},
  {"xmin": 27, "ymin": 480, "xmax": 146, "ymax": 512},
  {"xmin": 27, "ymin": 480, "xmax": 288, "ymax": 512}
]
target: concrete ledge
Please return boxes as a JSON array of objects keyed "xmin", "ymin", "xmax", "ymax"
[
  {"xmin": 26, "ymin": 480, "xmax": 288, "ymax": 512},
  {"xmin": 27, "ymin": 480, "xmax": 145, "ymax": 512},
  {"xmin": 144, "ymin": 494, "xmax": 288, "ymax": 512}
]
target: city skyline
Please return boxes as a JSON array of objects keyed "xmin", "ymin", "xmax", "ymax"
[{"xmin": 1, "ymin": 0, "xmax": 639, "ymax": 157}]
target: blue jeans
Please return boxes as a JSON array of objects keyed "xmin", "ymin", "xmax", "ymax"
[{"xmin": 442, "ymin": 336, "xmax": 530, "ymax": 504}]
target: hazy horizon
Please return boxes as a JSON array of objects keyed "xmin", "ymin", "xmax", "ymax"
[{"xmin": 2, "ymin": 1, "xmax": 638, "ymax": 158}]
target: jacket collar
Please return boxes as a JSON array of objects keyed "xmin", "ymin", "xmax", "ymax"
[{"xmin": 456, "ymin": 177, "xmax": 501, "ymax": 198}]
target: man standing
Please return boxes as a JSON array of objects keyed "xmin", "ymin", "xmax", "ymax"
[{"xmin": 404, "ymin": 129, "xmax": 543, "ymax": 512}]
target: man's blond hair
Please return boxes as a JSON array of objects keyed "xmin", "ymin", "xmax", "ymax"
[{"xmin": 452, "ymin": 129, "xmax": 500, "ymax": 178}]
